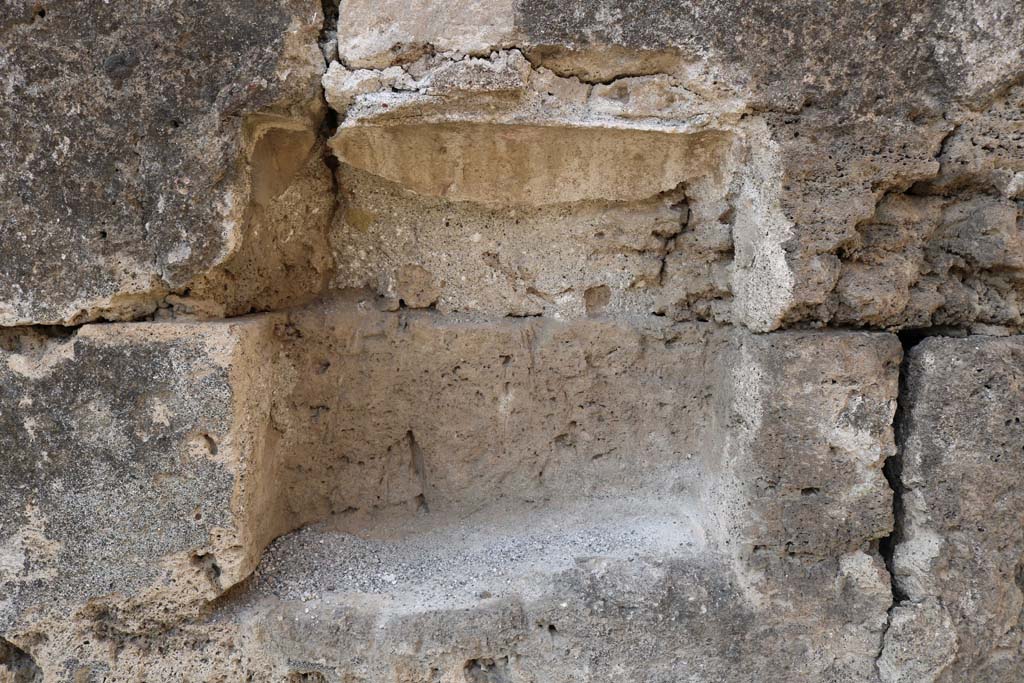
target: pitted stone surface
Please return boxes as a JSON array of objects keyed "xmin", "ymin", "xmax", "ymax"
[
  {"xmin": 0, "ymin": 0, "xmax": 330, "ymax": 326},
  {"xmin": 27, "ymin": 501, "xmax": 891, "ymax": 682},
  {"xmin": 322, "ymin": 34, "xmax": 1023, "ymax": 332},
  {"xmin": 708, "ymin": 330, "xmax": 901, "ymax": 561},
  {"xmin": 0, "ymin": 318, "xmax": 282, "ymax": 640},
  {"xmin": 514, "ymin": 0, "xmax": 1022, "ymax": 113},
  {"xmin": 0, "ymin": 298, "xmax": 905, "ymax": 679},
  {"xmin": 331, "ymin": 165, "xmax": 734, "ymax": 319},
  {"xmin": 217, "ymin": 511, "xmax": 889, "ymax": 683},
  {"xmin": 273, "ymin": 300, "xmax": 721, "ymax": 519},
  {"xmin": 336, "ymin": 0, "xmax": 1022, "ymax": 112},
  {"xmin": 886, "ymin": 336, "xmax": 1024, "ymax": 681}
]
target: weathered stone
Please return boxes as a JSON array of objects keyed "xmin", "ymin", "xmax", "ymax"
[
  {"xmin": 324, "ymin": 11, "xmax": 1024, "ymax": 332},
  {"xmin": 334, "ymin": 122, "xmax": 730, "ymax": 205},
  {"xmin": 324, "ymin": 49, "xmax": 743, "ymax": 320},
  {"xmin": 254, "ymin": 308, "xmax": 895, "ymax": 681},
  {"xmin": 332, "ymin": 164, "xmax": 735, "ymax": 318},
  {"xmin": 0, "ymin": 318, "xmax": 283, "ymax": 642},
  {"xmin": 10, "ymin": 535, "xmax": 890, "ymax": 681},
  {"xmin": 324, "ymin": 49, "xmax": 737, "ymax": 206},
  {"xmin": 516, "ymin": 0, "xmax": 1022, "ymax": 113},
  {"xmin": 267, "ymin": 299, "xmax": 900, "ymax": 535},
  {"xmin": 886, "ymin": 336, "xmax": 1024, "ymax": 680},
  {"xmin": 336, "ymin": 0, "xmax": 519, "ymax": 69},
  {"xmin": 337, "ymin": 0, "xmax": 1022, "ymax": 113},
  {"xmin": 214, "ymin": 524, "xmax": 890, "ymax": 682},
  {"xmin": 763, "ymin": 94, "xmax": 1024, "ymax": 331},
  {"xmin": 763, "ymin": 116, "xmax": 948, "ymax": 327},
  {"xmin": 927, "ymin": 86, "xmax": 1024, "ymax": 197},
  {"xmin": 272, "ymin": 298, "xmax": 721, "ymax": 519},
  {"xmin": 5, "ymin": 0, "xmax": 1024, "ymax": 679},
  {"xmin": 707, "ymin": 330, "xmax": 901, "ymax": 561},
  {"xmin": 0, "ymin": 297, "xmax": 904, "ymax": 678},
  {"xmin": 0, "ymin": 0, "xmax": 332, "ymax": 326},
  {"xmin": 833, "ymin": 193, "xmax": 1024, "ymax": 329},
  {"xmin": 878, "ymin": 599, "xmax": 958, "ymax": 683}
]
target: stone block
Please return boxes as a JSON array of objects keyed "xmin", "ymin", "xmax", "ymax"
[
  {"xmin": 273, "ymin": 298, "xmax": 723, "ymax": 519},
  {"xmin": 0, "ymin": 317, "xmax": 281, "ymax": 638},
  {"xmin": 0, "ymin": 0, "xmax": 332, "ymax": 326},
  {"xmin": 708, "ymin": 330, "xmax": 902, "ymax": 560},
  {"xmin": 886, "ymin": 336, "xmax": 1024, "ymax": 680},
  {"xmin": 325, "ymin": 18, "xmax": 1024, "ymax": 333}
]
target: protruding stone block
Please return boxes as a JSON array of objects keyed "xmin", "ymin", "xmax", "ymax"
[
  {"xmin": 0, "ymin": 0, "xmax": 332, "ymax": 326},
  {"xmin": 0, "ymin": 317, "xmax": 281, "ymax": 637},
  {"xmin": 325, "ymin": 50, "xmax": 741, "ymax": 321},
  {"xmin": 220, "ymin": 524, "xmax": 891, "ymax": 682},
  {"xmin": 332, "ymin": 122, "xmax": 733, "ymax": 205},
  {"xmin": 887, "ymin": 335, "xmax": 1024, "ymax": 680},
  {"xmin": 709, "ymin": 330, "xmax": 902, "ymax": 560}
]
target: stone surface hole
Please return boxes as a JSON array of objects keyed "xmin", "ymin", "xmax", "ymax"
[{"xmin": 0, "ymin": 637, "xmax": 42, "ymax": 682}]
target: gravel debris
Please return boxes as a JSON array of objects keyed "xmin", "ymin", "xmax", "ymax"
[{"xmin": 249, "ymin": 496, "xmax": 703, "ymax": 610}]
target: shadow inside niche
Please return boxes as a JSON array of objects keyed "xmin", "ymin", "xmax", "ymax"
[{"xmin": 0, "ymin": 637, "xmax": 42, "ymax": 683}]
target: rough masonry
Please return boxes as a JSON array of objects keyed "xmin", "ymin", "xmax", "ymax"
[{"xmin": 1, "ymin": 1, "xmax": 1022, "ymax": 681}]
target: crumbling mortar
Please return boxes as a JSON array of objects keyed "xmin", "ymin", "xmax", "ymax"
[
  {"xmin": 518, "ymin": 49, "xmax": 678, "ymax": 87},
  {"xmin": 326, "ymin": 46, "xmax": 722, "ymax": 127}
]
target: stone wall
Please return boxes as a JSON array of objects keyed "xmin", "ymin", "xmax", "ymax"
[{"xmin": 1, "ymin": 1, "xmax": 1022, "ymax": 681}]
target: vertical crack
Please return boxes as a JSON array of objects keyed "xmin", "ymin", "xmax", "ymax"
[
  {"xmin": 320, "ymin": 109, "xmax": 341, "ymax": 248},
  {"xmin": 875, "ymin": 326, "xmax": 962, "ymax": 678},
  {"xmin": 880, "ymin": 327, "xmax": 962, "ymax": 593},
  {"xmin": 317, "ymin": 0, "xmax": 342, "ymax": 292},
  {"xmin": 876, "ymin": 330, "xmax": 920, "ymax": 604},
  {"xmin": 318, "ymin": 0, "xmax": 339, "ymax": 63},
  {"xmin": 408, "ymin": 430, "xmax": 430, "ymax": 513}
]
